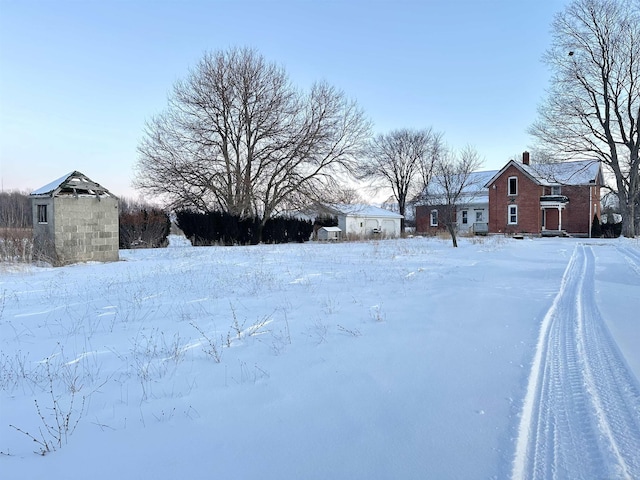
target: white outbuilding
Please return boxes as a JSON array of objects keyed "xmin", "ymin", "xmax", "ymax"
[
  {"xmin": 327, "ymin": 204, "xmax": 403, "ymax": 239},
  {"xmin": 317, "ymin": 226, "xmax": 342, "ymax": 241}
]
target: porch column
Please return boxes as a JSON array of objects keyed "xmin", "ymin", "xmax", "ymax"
[{"xmin": 558, "ymin": 206, "xmax": 562, "ymax": 231}]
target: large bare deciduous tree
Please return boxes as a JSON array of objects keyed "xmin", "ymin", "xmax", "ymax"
[
  {"xmin": 530, "ymin": 0, "xmax": 640, "ymax": 237},
  {"xmin": 358, "ymin": 128, "xmax": 439, "ymax": 232},
  {"xmin": 423, "ymin": 145, "xmax": 484, "ymax": 247},
  {"xmin": 134, "ymin": 47, "xmax": 370, "ymax": 239}
]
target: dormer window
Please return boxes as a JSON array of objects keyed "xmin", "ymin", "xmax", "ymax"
[{"xmin": 508, "ymin": 176, "xmax": 518, "ymax": 196}]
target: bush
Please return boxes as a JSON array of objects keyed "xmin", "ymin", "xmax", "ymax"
[
  {"xmin": 601, "ymin": 220, "xmax": 622, "ymax": 238},
  {"xmin": 0, "ymin": 228, "xmax": 33, "ymax": 263},
  {"xmin": 591, "ymin": 214, "xmax": 602, "ymax": 238},
  {"xmin": 119, "ymin": 199, "xmax": 171, "ymax": 249}
]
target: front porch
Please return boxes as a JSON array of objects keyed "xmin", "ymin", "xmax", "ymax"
[{"xmin": 540, "ymin": 195, "xmax": 569, "ymax": 233}]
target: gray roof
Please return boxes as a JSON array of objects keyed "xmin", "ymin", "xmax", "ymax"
[
  {"xmin": 31, "ymin": 171, "xmax": 115, "ymax": 198},
  {"xmin": 484, "ymin": 160, "xmax": 602, "ymax": 188},
  {"xmin": 327, "ymin": 204, "xmax": 403, "ymax": 219}
]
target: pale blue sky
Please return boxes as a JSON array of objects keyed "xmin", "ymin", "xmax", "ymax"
[{"xmin": 0, "ymin": 0, "xmax": 567, "ymax": 199}]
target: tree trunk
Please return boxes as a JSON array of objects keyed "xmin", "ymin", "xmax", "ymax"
[
  {"xmin": 447, "ymin": 223, "xmax": 458, "ymax": 248},
  {"xmin": 617, "ymin": 190, "xmax": 635, "ymax": 238}
]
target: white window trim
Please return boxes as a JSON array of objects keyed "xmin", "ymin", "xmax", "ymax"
[
  {"xmin": 461, "ymin": 210, "xmax": 468, "ymax": 224},
  {"xmin": 551, "ymin": 185, "xmax": 562, "ymax": 195},
  {"xmin": 508, "ymin": 176, "xmax": 518, "ymax": 196},
  {"xmin": 430, "ymin": 209, "xmax": 438, "ymax": 227},
  {"xmin": 508, "ymin": 205, "xmax": 518, "ymax": 225}
]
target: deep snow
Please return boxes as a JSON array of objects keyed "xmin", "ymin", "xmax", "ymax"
[{"xmin": 1, "ymin": 235, "xmax": 639, "ymax": 479}]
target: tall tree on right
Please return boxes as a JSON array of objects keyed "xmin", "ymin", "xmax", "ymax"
[{"xmin": 529, "ymin": 0, "xmax": 640, "ymax": 237}]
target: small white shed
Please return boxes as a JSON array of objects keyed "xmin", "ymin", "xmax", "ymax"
[
  {"xmin": 317, "ymin": 226, "xmax": 342, "ymax": 241},
  {"xmin": 328, "ymin": 204, "xmax": 403, "ymax": 239}
]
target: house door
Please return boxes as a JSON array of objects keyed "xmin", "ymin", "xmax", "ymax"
[{"xmin": 545, "ymin": 208, "xmax": 560, "ymax": 230}]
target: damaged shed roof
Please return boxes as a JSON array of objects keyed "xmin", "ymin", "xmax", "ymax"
[{"xmin": 30, "ymin": 171, "xmax": 116, "ymax": 198}]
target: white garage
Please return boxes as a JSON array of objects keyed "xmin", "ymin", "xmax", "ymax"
[{"xmin": 328, "ymin": 204, "xmax": 403, "ymax": 239}]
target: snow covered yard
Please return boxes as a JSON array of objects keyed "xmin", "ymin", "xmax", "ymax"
[{"xmin": 1, "ymin": 236, "xmax": 639, "ymax": 479}]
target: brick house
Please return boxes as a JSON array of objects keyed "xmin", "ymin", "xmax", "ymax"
[
  {"xmin": 484, "ymin": 152, "xmax": 602, "ymax": 236},
  {"xmin": 415, "ymin": 170, "xmax": 498, "ymax": 235},
  {"xmin": 30, "ymin": 171, "xmax": 119, "ymax": 265}
]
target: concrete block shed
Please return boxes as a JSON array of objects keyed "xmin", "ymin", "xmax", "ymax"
[{"xmin": 30, "ymin": 171, "xmax": 119, "ymax": 265}]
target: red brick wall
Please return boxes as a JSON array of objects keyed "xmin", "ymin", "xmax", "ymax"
[
  {"xmin": 559, "ymin": 185, "xmax": 601, "ymax": 235},
  {"xmin": 415, "ymin": 204, "xmax": 453, "ymax": 235},
  {"xmin": 415, "ymin": 205, "xmax": 431, "ymax": 233},
  {"xmin": 488, "ymin": 165, "xmax": 544, "ymax": 234}
]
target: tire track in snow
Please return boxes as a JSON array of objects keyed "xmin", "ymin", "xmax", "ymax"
[
  {"xmin": 512, "ymin": 244, "xmax": 640, "ymax": 480},
  {"xmin": 615, "ymin": 244, "xmax": 640, "ymax": 277}
]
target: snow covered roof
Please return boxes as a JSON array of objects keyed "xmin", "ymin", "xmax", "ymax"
[
  {"xmin": 485, "ymin": 160, "xmax": 602, "ymax": 188},
  {"xmin": 523, "ymin": 160, "xmax": 601, "ymax": 186},
  {"xmin": 327, "ymin": 204, "xmax": 403, "ymax": 219},
  {"xmin": 30, "ymin": 172, "xmax": 76, "ymax": 196},
  {"xmin": 319, "ymin": 226, "xmax": 342, "ymax": 232},
  {"xmin": 420, "ymin": 170, "xmax": 498, "ymax": 205},
  {"xmin": 30, "ymin": 171, "xmax": 116, "ymax": 198}
]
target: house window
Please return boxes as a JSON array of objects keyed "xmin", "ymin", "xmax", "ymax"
[
  {"xmin": 551, "ymin": 185, "xmax": 562, "ymax": 195},
  {"xmin": 508, "ymin": 176, "xmax": 518, "ymax": 196},
  {"xmin": 508, "ymin": 205, "xmax": 518, "ymax": 225},
  {"xmin": 37, "ymin": 204, "xmax": 48, "ymax": 224},
  {"xmin": 461, "ymin": 210, "xmax": 468, "ymax": 224},
  {"xmin": 430, "ymin": 209, "xmax": 438, "ymax": 227},
  {"xmin": 475, "ymin": 210, "xmax": 483, "ymax": 222}
]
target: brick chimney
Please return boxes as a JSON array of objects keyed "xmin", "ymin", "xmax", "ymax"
[{"xmin": 522, "ymin": 151, "xmax": 530, "ymax": 165}]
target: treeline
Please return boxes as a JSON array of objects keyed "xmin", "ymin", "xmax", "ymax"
[
  {"xmin": 176, "ymin": 210, "xmax": 314, "ymax": 245},
  {"xmin": 0, "ymin": 191, "xmax": 32, "ymax": 228}
]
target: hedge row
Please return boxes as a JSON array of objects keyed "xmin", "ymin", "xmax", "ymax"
[{"xmin": 176, "ymin": 210, "xmax": 314, "ymax": 245}]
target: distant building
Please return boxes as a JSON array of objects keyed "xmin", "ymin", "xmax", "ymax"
[
  {"xmin": 30, "ymin": 171, "xmax": 119, "ymax": 265},
  {"xmin": 317, "ymin": 226, "xmax": 342, "ymax": 241},
  {"xmin": 325, "ymin": 204, "xmax": 403, "ymax": 239},
  {"xmin": 415, "ymin": 152, "xmax": 603, "ymax": 237}
]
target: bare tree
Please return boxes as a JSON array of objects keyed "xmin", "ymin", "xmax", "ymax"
[
  {"xmin": 358, "ymin": 128, "xmax": 436, "ymax": 232},
  {"xmin": 134, "ymin": 47, "xmax": 370, "ymax": 240},
  {"xmin": 419, "ymin": 130, "xmax": 445, "ymax": 192},
  {"xmin": 319, "ymin": 186, "xmax": 364, "ymax": 205},
  {"xmin": 529, "ymin": 0, "xmax": 640, "ymax": 237},
  {"xmin": 423, "ymin": 145, "xmax": 484, "ymax": 247}
]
